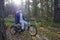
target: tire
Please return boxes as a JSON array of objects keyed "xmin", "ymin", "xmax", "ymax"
[
  {"xmin": 28, "ymin": 25, "xmax": 37, "ymax": 36},
  {"xmin": 10, "ymin": 26, "xmax": 16, "ymax": 35}
]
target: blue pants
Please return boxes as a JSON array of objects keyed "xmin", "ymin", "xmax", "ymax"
[{"xmin": 20, "ymin": 20, "xmax": 28, "ymax": 30}]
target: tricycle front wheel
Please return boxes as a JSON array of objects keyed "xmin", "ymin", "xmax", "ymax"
[{"xmin": 28, "ymin": 25, "xmax": 37, "ymax": 36}]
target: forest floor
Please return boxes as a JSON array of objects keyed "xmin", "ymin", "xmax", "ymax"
[{"xmin": 6, "ymin": 26, "xmax": 60, "ymax": 40}]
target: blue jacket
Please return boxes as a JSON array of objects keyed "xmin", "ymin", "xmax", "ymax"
[
  {"xmin": 15, "ymin": 12, "xmax": 20, "ymax": 24},
  {"xmin": 15, "ymin": 12, "xmax": 25, "ymax": 24}
]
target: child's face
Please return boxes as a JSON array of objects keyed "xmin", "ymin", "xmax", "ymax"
[{"xmin": 19, "ymin": 10, "xmax": 22, "ymax": 13}]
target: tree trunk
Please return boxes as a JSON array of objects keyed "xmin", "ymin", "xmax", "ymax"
[
  {"xmin": 54, "ymin": 0, "xmax": 60, "ymax": 22},
  {"xmin": 33, "ymin": 0, "xmax": 37, "ymax": 20},
  {"xmin": 0, "ymin": 0, "xmax": 7, "ymax": 40}
]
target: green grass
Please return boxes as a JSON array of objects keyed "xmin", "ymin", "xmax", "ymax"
[
  {"xmin": 39, "ymin": 19, "xmax": 60, "ymax": 28},
  {"xmin": 4, "ymin": 17, "xmax": 13, "ymax": 26},
  {"xmin": 4, "ymin": 17, "xmax": 14, "ymax": 31}
]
